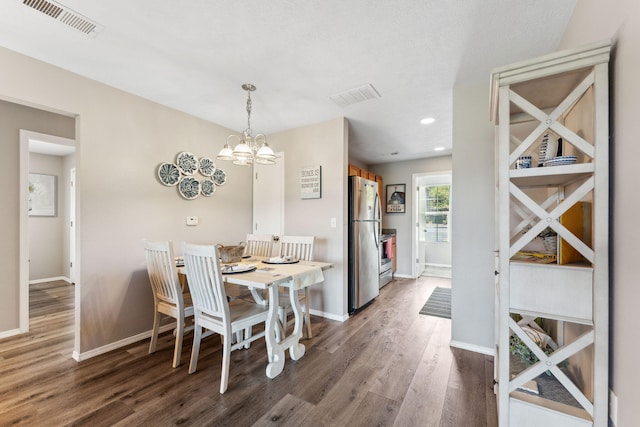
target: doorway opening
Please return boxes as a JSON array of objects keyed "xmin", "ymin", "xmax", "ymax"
[
  {"xmin": 19, "ymin": 130, "xmax": 76, "ymax": 354},
  {"xmin": 412, "ymin": 172, "xmax": 452, "ymax": 279}
]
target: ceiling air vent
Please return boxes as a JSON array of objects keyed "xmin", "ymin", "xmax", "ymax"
[
  {"xmin": 23, "ymin": 0, "xmax": 103, "ymax": 37},
  {"xmin": 330, "ymin": 84, "xmax": 381, "ymax": 108}
]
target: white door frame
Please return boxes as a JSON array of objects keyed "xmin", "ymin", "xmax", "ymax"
[
  {"xmin": 19, "ymin": 130, "xmax": 76, "ymax": 332},
  {"xmin": 69, "ymin": 168, "xmax": 76, "ymax": 284}
]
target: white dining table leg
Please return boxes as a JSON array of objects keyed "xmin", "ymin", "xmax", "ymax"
[
  {"xmin": 264, "ymin": 283, "xmax": 306, "ymax": 379},
  {"xmin": 265, "ymin": 284, "xmax": 284, "ymax": 378},
  {"xmin": 287, "ymin": 285, "xmax": 305, "ymax": 360}
]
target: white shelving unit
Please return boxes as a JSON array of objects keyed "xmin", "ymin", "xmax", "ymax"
[{"xmin": 490, "ymin": 41, "xmax": 610, "ymax": 426}]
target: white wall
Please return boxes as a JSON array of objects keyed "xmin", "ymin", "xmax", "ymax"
[
  {"xmin": 370, "ymin": 156, "xmax": 452, "ymax": 277},
  {"xmin": 450, "ymin": 83, "xmax": 496, "ymax": 354},
  {"xmin": 560, "ymin": 1, "xmax": 640, "ymax": 424}
]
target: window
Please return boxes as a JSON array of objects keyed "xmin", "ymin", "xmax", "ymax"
[{"xmin": 424, "ymin": 184, "xmax": 450, "ymax": 243}]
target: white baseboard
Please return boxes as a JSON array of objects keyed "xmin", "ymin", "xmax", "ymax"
[
  {"xmin": 0, "ymin": 327, "xmax": 24, "ymax": 340},
  {"xmin": 309, "ymin": 308, "xmax": 348, "ymax": 322},
  {"xmin": 393, "ymin": 273, "xmax": 414, "ymax": 279},
  {"xmin": 72, "ymin": 323, "xmax": 175, "ymax": 362},
  {"xmin": 450, "ymin": 340, "xmax": 495, "ymax": 356},
  {"xmin": 29, "ymin": 276, "xmax": 70, "ymax": 285}
]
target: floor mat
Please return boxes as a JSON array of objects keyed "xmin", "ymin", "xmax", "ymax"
[{"xmin": 419, "ymin": 286, "xmax": 451, "ymax": 319}]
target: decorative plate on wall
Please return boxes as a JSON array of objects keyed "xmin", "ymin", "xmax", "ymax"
[
  {"xmin": 176, "ymin": 151, "xmax": 199, "ymax": 175},
  {"xmin": 199, "ymin": 157, "xmax": 216, "ymax": 176},
  {"xmin": 212, "ymin": 169, "xmax": 227, "ymax": 186},
  {"xmin": 178, "ymin": 176, "xmax": 200, "ymax": 199},
  {"xmin": 201, "ymin": 178, "xmax": 216, "ymax": 197},
  {"xmin": 157, "ymin": 162, "xmax": 181, "ymax": 186}
]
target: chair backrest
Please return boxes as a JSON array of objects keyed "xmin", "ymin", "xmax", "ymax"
[
  {"xmin": 244, "ymin": 234, "xmax": 274, "ymax": 257},
  {"xmin": 143, "ymin": 240, "xmax": 182, "ymax": 305},
  {"xmin": 279, "ymin": 235, "xmax": 315, "ymax": 261},
  {"xmin": 182, "ymin": 242, "xmax": 229, "ymax": 321}
]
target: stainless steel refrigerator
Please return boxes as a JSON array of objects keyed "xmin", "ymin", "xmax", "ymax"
[{"xmin": 348, "ymin": 175, "xmax": 381, "ymax": 313}]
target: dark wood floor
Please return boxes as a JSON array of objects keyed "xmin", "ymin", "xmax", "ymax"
[{"xmin": 0, "ymin": 277, "xmax": 497, "ymax": 426}]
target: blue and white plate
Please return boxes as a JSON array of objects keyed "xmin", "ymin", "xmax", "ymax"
[
  {"xmin": 212, "ymin": 168, "xmax": 227, "ymax": 186},
  {"xmin": 157, "ymin": 162, "xmax": 181, "ymax": 186},
  {"xmin": 176, "ymin": 151, "xmax": 199, "ymax": 175},
  {"xmin": 178, "ymin": 176, "xmax": 200, "ymax": 199},
  {"xmin": 201, "ymin": 178, "xmax": 216, "ymax": 197},
  {"xmin": 199, "ymin": 157, "xmax": 216, "ymax": 176}
]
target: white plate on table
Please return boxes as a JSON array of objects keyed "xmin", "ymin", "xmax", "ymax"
[
  {"xmin": 262, "ymin": 257, "xmax": 300, "ymax": 264},
  {"xmin": 221, "ymin": 264, "xmax": 257, "ymax": 274}
]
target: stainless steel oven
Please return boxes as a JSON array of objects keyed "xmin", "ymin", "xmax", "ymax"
[{"xmin": 379, "ymin": 236, "xmax": 393, "ymax": 288}]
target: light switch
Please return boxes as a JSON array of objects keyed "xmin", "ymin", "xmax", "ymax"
[
  {"xmin": 330, "ymin": 217, "xmax": 337, "ymax": 228},
  {"xmin": 186, "ymin": 216, "xmax": 199, "ymax": 226}
]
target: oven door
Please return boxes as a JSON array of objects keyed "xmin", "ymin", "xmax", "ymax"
[{"xmin": 379, "ymin": 237, "xmax": 392, "ymax": 288}]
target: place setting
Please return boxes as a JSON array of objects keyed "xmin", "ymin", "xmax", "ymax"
[
  {"xmin": 221, "ymin": 263, "xmax": 257, "ymax": 274},
  {"xmin": 262, "ymin": 255, "xmax": 300, "ymax": 265}
]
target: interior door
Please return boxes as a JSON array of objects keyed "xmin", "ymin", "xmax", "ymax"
[{"xmin": 252, "ymin": 153, "xmax": 285, "ymax": 237}]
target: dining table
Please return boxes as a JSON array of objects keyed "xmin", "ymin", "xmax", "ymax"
[{"xmin": 180, "ymin": 255, "xmax": 332, "ymax": 379}]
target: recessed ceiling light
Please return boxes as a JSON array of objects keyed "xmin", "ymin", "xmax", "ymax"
[
  {"xmin": 420, "ymin": 117, "xmax": 436, "ymax": 125},
  {"xmin": 434, "ymin": 147, "xmax": 445, "ymax": 151}
]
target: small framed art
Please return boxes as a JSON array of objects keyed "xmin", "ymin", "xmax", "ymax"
[
  {"xmin": 28, "ymin": 173, "xmax": 57, "ymax": 217},
  {"xmin": 386, "ymin": 184, "xmax": 405, "ymax": 213}
]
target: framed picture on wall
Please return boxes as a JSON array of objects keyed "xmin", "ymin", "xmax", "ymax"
[
  {"xmin": 386, "ymin": 184, "xmax": 406, "ymax": 213},
  {"xmin": 28, "ymin": 173, "xmax": 57, "ymax": 217}
]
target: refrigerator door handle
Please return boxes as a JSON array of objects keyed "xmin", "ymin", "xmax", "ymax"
[{"xmin": 374, "ymin": 191, "xmax": 381, "ymax": 248}]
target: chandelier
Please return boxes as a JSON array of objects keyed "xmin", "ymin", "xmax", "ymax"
[{"xmin": 216, "ymin": 83, "xmax": 276, "ymax": 166}]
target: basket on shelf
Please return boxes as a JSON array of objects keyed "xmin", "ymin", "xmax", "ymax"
[
  {"xmin": 542, "ymin": 235, "xmax": 557, "ymax": 254},
  {"xmin": 217, "ymin": 242, "xmax": 246, "ymax": 263}
]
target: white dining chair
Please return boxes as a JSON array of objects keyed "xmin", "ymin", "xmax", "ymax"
[
  {"xmin": 278, "ymin": 235, "xmax": 316, "ymax": 339},
  {"xmin": 142, "ymin": 240, "xmax": 193, "ymax": 368},
  {"xmin": 243, "ymin": 234, "xmax": 275, "ymax": 305},
  {"xmin": 182, "ymin": 242, "xmax": 269, "ymax": 394},
  {"xmin": 244, "ymin": 233, "xmax": 275, "ymax": 257}
]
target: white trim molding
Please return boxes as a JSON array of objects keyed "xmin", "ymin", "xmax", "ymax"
[{"xmin": 450, "ymin": 340, "xmax": 495, "ymax": 356}]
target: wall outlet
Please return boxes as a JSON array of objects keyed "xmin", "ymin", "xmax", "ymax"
[
  {"xmin": 330, "ymin": 217, "xmax": 337, "ymax": 228},
  {"xmin": 186, "ymin": 216, "xmax": 199, "ymax": 226},
  {"xmin": 610, "ymin": 389, "xmax": 618, "ymax": 426}
]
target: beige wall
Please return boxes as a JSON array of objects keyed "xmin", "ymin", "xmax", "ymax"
[
  {"xmin": 273, "ymin": 118, "xmax": 348, "ymax": 317},
  {"xmin": 560, "ymin": 0, "xmax": 640, "ymax": 424},
  {"xmin": 0, "ymin": 46, "xmax": 349, "ymax": 355},
  {"xmin": 450, "ymin": 83, "xmax": 496, "ymax": 354},
  {"xmin": 0, "ymin": 100, "xmax": 74, "ymax": 333},
  {"xmin": 0, "ymin": 47, "xmax": 253, "ymax": 354}
]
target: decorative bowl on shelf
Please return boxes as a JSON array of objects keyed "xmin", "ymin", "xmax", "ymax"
[{"xmin": 543, "ymin": 155, "xmax": 577, "ymax": 167}]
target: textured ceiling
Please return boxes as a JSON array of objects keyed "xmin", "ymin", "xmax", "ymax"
[{"xmin": 0, "ymin": 0, "xmax": 576, "ymax": 165}]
